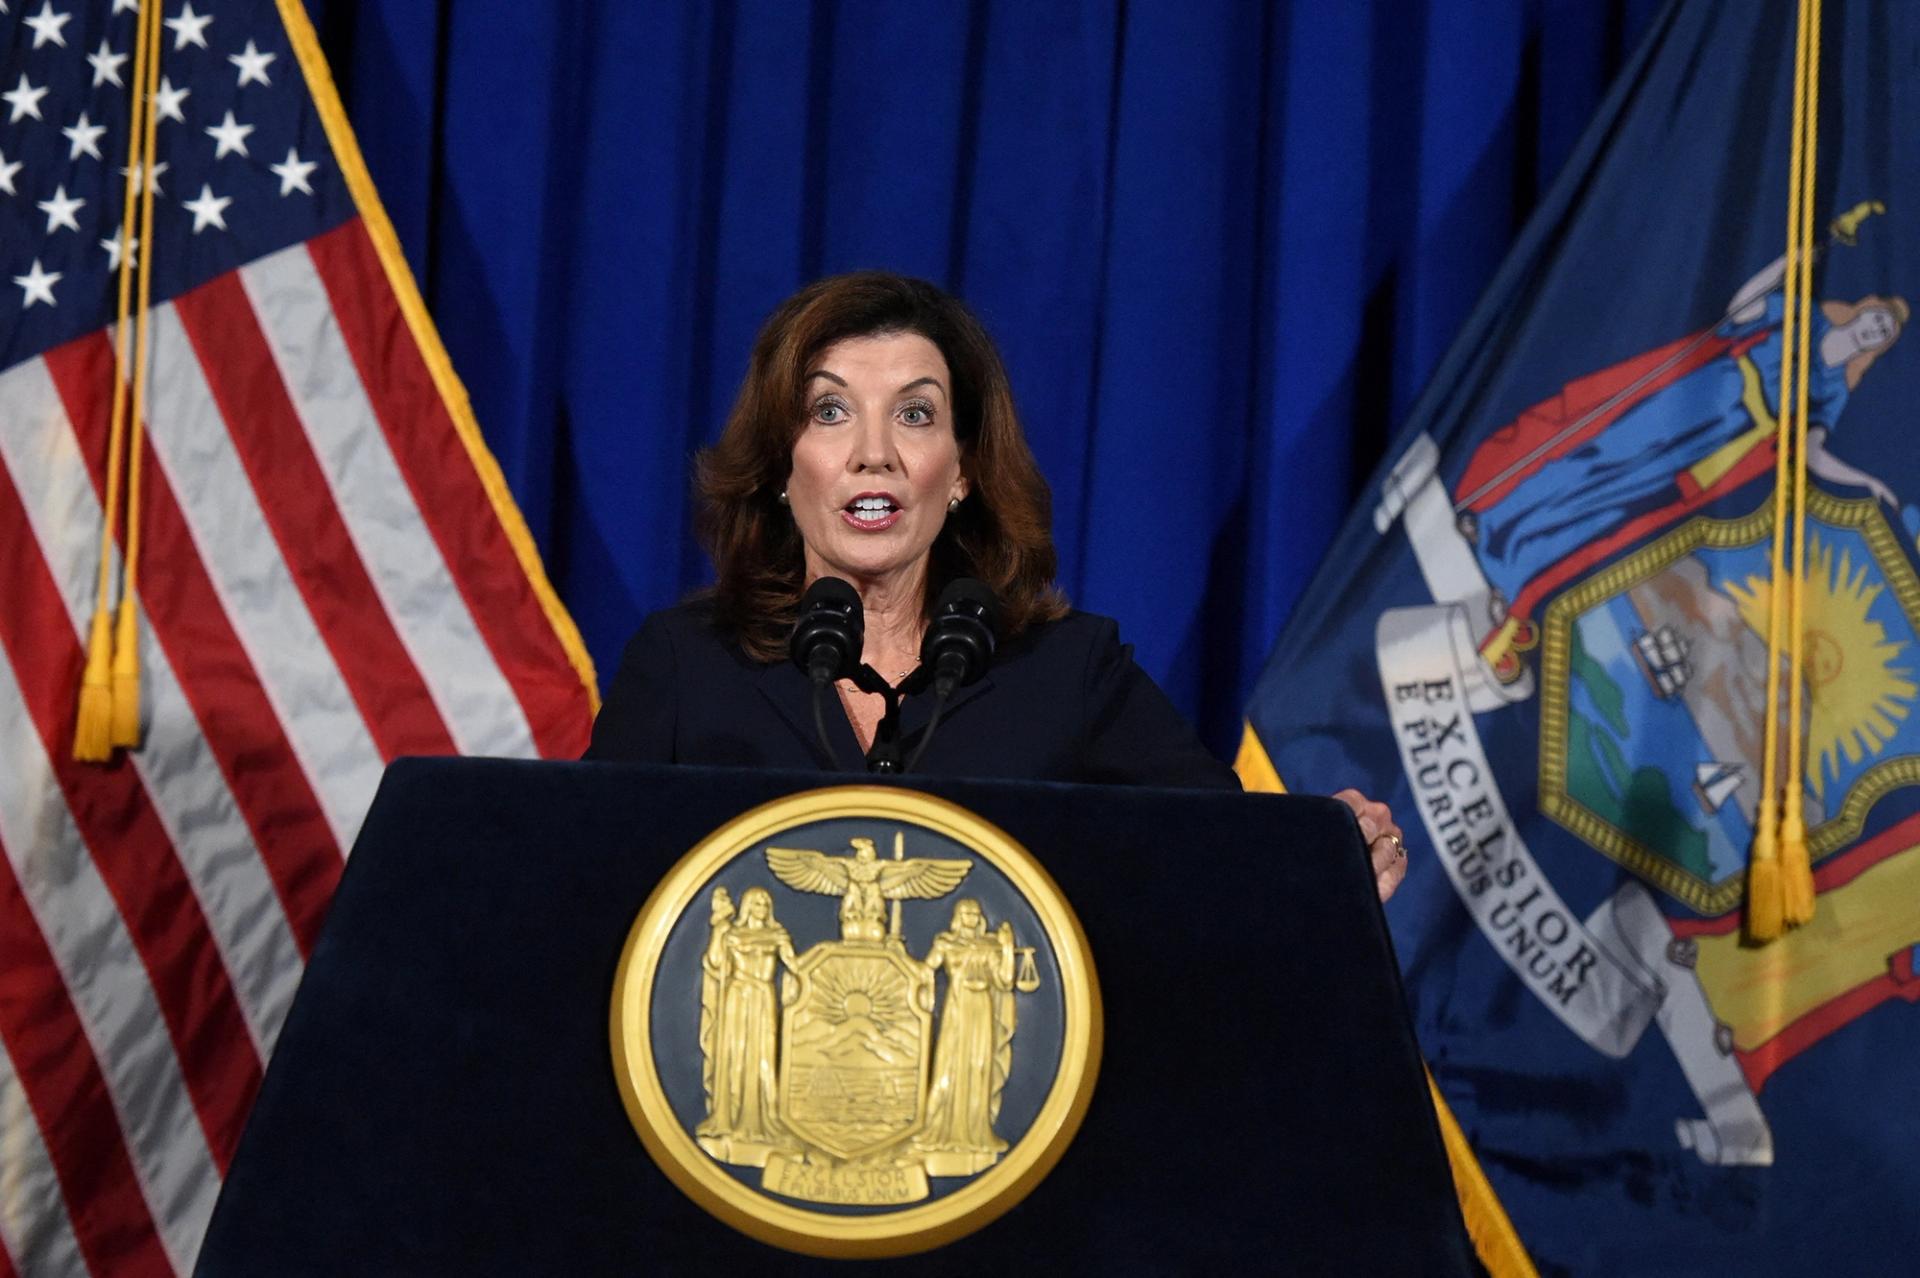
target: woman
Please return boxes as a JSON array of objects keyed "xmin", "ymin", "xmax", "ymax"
[
  {"xmin": 585, "ymin": 272, "xmax": 1408, "ymax": 900},
  {"xmin": 914, "ymin": 899, "xmax": 1018, "ymax": 1177},
  {"xmin": 695, "ymin": 887, "xmax": 797, "ymax": 1164}
]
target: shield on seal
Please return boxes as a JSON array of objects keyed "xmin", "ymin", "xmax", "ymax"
[{"xmin": 779, "ymin": 942, "xmax": 932, "ymax": 1161}]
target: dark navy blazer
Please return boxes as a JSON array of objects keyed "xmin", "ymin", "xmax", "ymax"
[{"xmin": 584, "ymin": 603, "xmax": 1240, "ymax": 790}]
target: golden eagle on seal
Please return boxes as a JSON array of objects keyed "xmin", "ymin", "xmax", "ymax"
[{"xmin": 765, "ymin": 836, "xmax": 971, "ymax": 942}]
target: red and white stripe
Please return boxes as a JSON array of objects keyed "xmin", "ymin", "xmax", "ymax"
[{"xmin": 0, "ymin": 217, "xmax": 593, "ymax": 1276}]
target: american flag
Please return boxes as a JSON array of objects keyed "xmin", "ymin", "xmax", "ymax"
[{"xmin": 0, "ymin": 1, "xmax": 597, "ymax": 1272}]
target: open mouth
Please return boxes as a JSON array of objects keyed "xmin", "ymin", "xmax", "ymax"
[{"xmin": 844, "ymin": 495, "xmax": 901, "ymax": 525}]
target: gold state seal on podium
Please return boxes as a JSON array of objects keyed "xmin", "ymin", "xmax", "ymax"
[{"xmin": 610, "ymin": 786, "xmax": 1102, "ymax": 1257}]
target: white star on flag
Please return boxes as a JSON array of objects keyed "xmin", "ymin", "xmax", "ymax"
[
  {"xmin": 271, "ymin": 146, "xmax": 318, "ymax": 196},
  {"xmin": 63, "ymin": 111, "xmax": 108, "ymax": 161},
  {"xmin": 0, "ymin": 0, "xmax": 600, "ymax": 1267},
  {"xmin": 230, "ymin": 39, "xmax": 276, "ymax": 88},
  {"xmin": 36, "ymin": 184, "xmax": 85, "ymax": 234},
  {"xmin": 206, "ymin": 110, "xmax": 254, "ymax": 159},
  {"xmin": 89, "ymin": 39, "xmax": 130, "ymax": 88},
  {"xmin": 153, "ymin": 76, "xmax": 191, "ymax": 123},
  {"xmin": 13, "ymin": 258, "xmax": 61, "ymax": 307},
  {"xmin": 121, "ymin": 158, "xmax": 169, "ymax": 196},
  {"xmin": 165, "ymin": 1, "xmax": 213, "ymax": 50},
  {"xmin": 183, "ymin": 182, "xmax": 231, "ymax": 232},
  {"xmin": 4, "ymin": 74, "xmax": 49, "ymax": 123},
  {"xmin": 24, "ymin": 2, "xmax": 72, "ymax": 49},
  {"xmin": 99, "ymin": 224, "xmax": 139, "ymax": 270}
]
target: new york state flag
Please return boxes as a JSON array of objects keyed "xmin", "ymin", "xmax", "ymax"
[{"xmin": 1244, "ymin": 1, "xmax": 1920, "ymax": 1273}]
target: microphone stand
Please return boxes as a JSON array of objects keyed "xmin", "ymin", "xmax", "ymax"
[
  {"xmin": 824, "ymin": 663, "xmax": 963, "ymax": 775},
  {"xmin": 807, "ymin": 675, "xmax": 848, "ymax": 771},
  {"xmin": 806, "ymin": 661, "xmax": 902, "ymax": 772},
  {"xmin": 844, "ymin": 663, "xmax": 908, "ymax": 774},
  {"xmin": 897, "ymin": 666, "xmax": 948, "ymax": 775}
]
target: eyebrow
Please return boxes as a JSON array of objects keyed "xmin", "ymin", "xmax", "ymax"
[{"xmin": 802, "ymin": 371, "xmax": 948, "ymax": 398}]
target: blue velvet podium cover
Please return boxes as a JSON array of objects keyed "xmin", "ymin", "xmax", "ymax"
[{"xmin": 196, "ymin": 760, "xmax": 1473, "ymax": 1274}]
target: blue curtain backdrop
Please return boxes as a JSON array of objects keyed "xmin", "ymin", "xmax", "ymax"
[{"xmin": 303, "ymin": 0, "xmax": 1661, "ymax": 755}]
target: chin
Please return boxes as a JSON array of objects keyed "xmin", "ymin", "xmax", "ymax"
[{"xmin": 817, "ymin": 544, "xmax": 925, "ymax": 584}]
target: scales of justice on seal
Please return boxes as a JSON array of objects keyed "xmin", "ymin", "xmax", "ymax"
[{"xmin": 610, "ymin": 787, "xmax": 1102, "ymax": 1258}]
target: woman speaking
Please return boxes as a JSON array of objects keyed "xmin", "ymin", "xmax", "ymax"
[{"xmin": 586, "ymin": 272, "xmax": 1408, "ymax": 900}]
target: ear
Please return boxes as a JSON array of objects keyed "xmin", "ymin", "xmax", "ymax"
[{"xmin": 951, "ymin": 466, "xmax": 971, "ymax": 505}]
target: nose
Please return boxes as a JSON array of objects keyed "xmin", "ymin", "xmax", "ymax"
[{"xmin": 848, "ymin": 412, "xmax": 898, "ymax": 473}]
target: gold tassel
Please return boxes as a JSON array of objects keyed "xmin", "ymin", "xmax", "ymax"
[
  {"xmin": 74, "ymin": 608, "xmax": 116, "ymax": 762},
  {"xmin": 105, "ymin": 0, "xmax": 166, "ymax": 754},
  {"xmin": 1777, "ymin": 0, "xmax": 1823, "ymax": 930},
  {"xmin": 1774, "ymin": 821, "xmax": 1804, "ymax": 921},
  {"xmin": 1746, "ymin": 795, "xmax": 1785, "ymax": 942},
  {"xmin": 109, "ymin": 593, "xmax": 142, "ymax": 748},
  {"xmin": 73, "ymin": 0, "xmax": 160, "ymax": 762},
  {"xmin": 1779, "ymin": 808, "xmax": 1815, "ymax": 924},
  {"xmin": 1747, "ymin": 0, "xmax": 1819, "ymax": 942}
]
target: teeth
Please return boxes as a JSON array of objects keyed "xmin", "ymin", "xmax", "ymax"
[{"xmin": 847, "ymin": 497, "xmax": 896, "ymax": 522}]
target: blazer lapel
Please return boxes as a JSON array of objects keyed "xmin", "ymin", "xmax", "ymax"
[
  {"xmin": 754, "ymin": 660, "xmax": 865, "ymax": 769},
  {"xmin": 897, "ymin": 675, "xmax": 995, "ymax": 741}
]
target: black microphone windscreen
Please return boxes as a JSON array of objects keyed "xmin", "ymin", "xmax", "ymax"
[
  {"xmin": 801, "ymin": 575, "xmax": 861, "ymax": 611},
  {"xmin": 791, "ymin": 576, "xmax": 863, "ymax": 682},
  {"xmin": 922, "ymin": 578, "xmax": 1000, "ymax": 691},
  {"xmin": 933, "ymin": 577, "xmax": 1002, "ymax": 634}
]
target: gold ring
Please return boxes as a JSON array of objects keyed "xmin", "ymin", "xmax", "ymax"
[{"xmin": 1379, "ymin": 832, "xmax": 1405, "ymax": 862}]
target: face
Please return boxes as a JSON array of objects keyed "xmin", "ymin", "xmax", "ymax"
[
  {"xmin": 787, "ymin": 331, "xmax": 969, "ymax": 592},
  {"xmin": 1848, "ymin": 306, "xmax": 1900, "ymax": 353},
  {"xmin": 954, "ymin": 900, "xmax": 982, "ymax": 934}
]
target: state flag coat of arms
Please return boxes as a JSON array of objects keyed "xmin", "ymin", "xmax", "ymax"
[{"xmin": 1243, "ymin": 1, "xmax": 1920, "ymax": 1272}]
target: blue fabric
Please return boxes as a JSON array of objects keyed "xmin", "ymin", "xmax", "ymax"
[
  {"xmin": 1246, "ymin": 0, "xmax": 1920, "ymax": 1271},
  {"xmin": 303, "ymin": 0, "xmax": 1659, "ymax": 753}
]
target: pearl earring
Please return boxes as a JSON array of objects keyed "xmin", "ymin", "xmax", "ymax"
[
  {"xmin": 948, "ymin": 496, "xmax": 961, "ymax": 514},
  {"xmin": 777, "ymin": 488, "xmax": 789, "ymax": 507}
]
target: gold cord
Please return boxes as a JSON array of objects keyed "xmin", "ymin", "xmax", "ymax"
[
  {"xmin": 1749, "ymin": 0, "xmax": 1821, "ymax": 940},
  {"xmin": 107, "ymin": 0, "xmax": 167, "ymax": 749},
  {"xmin": 1778, "ymin": 0, "xmax": 1823, "ymax": 925},
  {"xmin": 74, "ymin": 0, "xmax": 159, "ymax": 761}
]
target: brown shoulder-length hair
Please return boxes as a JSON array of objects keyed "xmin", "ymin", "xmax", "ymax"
[{"xmin": 696, "ymin": 271, "xmax": 1068, "ymax": 662}]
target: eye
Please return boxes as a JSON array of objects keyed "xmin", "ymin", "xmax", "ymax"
[
  {"xmin": 899, "ymin": 399, "xmax": 936, "ymax": 427},
  {"xmin": 811, "ymin": 396, "xmax": 849, "ymax": 425}
]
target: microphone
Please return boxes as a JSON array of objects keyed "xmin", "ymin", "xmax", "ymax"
[
  {"xmin": 791, "ymin": 577, "xmax": 863, "ymax": 769},
  {"xmin": 903, "ymin": 579, "xmax": 1000, "ymax": 772},
  {"xmin": 922, "ymin": 578, "xmax": 1000, "ymax": 697},
  {"xmin": 791, "ymin": 576, "xmax": 863, "ymax": 684}
]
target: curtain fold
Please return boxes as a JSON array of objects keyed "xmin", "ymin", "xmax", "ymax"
[{"xmin": 306, "ymin": 0, "xmax": 1661, "ymax": 751}]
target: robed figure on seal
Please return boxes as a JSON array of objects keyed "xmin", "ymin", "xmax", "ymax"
[
  {"xmin": 696, "ymin": 887, "xmax": 798, "ymax": 1165},
  {"xmin": 915, "ymin": 898, "xmax": 1021, "ymax": 1176}
]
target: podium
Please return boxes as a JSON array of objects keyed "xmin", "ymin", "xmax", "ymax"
[{"xmin": 197, "ymin": 760, "xmax": 1473, "ymax": 1275}]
